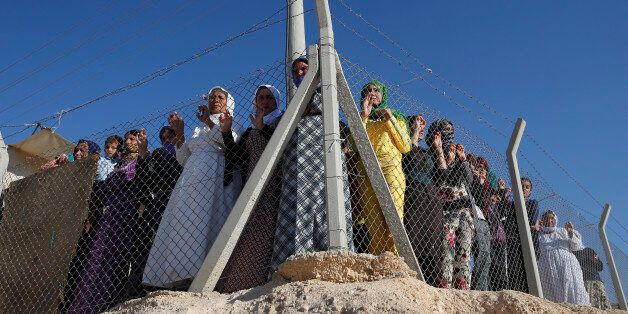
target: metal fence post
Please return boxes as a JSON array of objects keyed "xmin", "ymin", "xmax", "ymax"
[
  {"xmin": 598, "ymin": 204, "xmax": 627, "ymax": 310},
  {"xmin": 315, "ymin": 0, "xmax": 348, "ymax": 250},
  {"xmin": 285, "ymin": 0, "xmax": 306, "ymax": 101},
  {"xmin": 506, "ymin": 118, "xmax": 542, "ymax": 297},
  {"xmin": 0, "ymin": 132, "xmax": 8, "ymax": 198},
  {"xmin": 189, "ymin": 45, "xmax": 320, "ymax": 293},
  {"xmin": 334, "ymin": 55, "xmax": 424, "ymax": 281}
]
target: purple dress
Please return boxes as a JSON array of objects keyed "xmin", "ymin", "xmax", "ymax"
[{"xmin": 68, "ymin": 159, "xmax": 139, "ymax": 313}]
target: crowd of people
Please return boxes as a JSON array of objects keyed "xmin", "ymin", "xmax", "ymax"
[{"xmin": 0, "ymin": 56, "xmax": 613, "ymax": 312}]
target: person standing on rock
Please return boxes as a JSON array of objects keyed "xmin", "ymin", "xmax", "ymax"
[
  {"xmin": 533, "ymin": 210, "xmax": 590, "ymax": 306},
  {"xmin": 268, "ymin": 56, "xmax": 354, "ymax": 275},
  {"xmin": 356, "ymin": 80, "xmax": 412, "ymax": 256},
  {"xmin": 216, "ymin": 84, "xmax": 284, "ymax": 293},
  {"xmin": 426, "ymin": 119, "xmax": 475, "ymax": 290}
]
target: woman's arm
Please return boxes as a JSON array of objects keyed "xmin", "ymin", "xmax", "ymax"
[{"xmin": 385, "ymin": 116, "xmax": 412, "ymax": 154}]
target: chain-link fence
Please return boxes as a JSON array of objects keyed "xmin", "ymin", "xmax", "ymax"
[{"xmin": 0, "ymin": 52, "xmax": 625, "ymax": 313}]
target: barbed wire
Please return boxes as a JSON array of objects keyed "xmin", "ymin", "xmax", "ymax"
[
  {"xmin": 333, "ymin": 0, "xmax": 607, "ymax": 212},
  {"xmin": 0, "ymin": 1, "xmax": 119, "ymax": 76},
  {"xmin": 0, "ymin": 0, "xmax": 158, "ymax": 98},
  {"xmin": 3, "ymin": 1, "xmax": 309, "ymax": 141},
  {"xmin": 0, "ymin": 0, "xmax": 202, "ymax": 118},
  {"xmin": 1, "ymin": 0, "xmax": 232, "ymax": 126}
]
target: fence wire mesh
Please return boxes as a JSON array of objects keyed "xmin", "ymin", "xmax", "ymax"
[{"xmin": 0, "ymin": 51, "xmax": 624, "ymax": 313}]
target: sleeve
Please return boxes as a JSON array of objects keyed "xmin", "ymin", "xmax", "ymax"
[
  {"xmin": 569, "ymin": 229, "xmax": 585, "ymax": 251},
  {"xmin": 175, "ymin": 142, "xmax": 192, "ymax": 167},
  {"xmin": 223, "ymin": 129, "xmax": 249, "ymax": 168},
  {"xmin": 386, "ymin": 117, "xmax": 412, "ymax": 154}
]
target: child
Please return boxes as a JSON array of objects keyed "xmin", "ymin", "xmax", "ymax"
[{"xmin": 96, "ymin": 135, "xmax": 123, "ymax": 181}]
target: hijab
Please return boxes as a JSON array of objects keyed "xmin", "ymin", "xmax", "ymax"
[
  {"xmin": 426, "ymin": 119, "xmax": 455, "ymax": 153},
  {"xmin": 201, "ymin": 86, "xmax": 236, "ymax": 126},
  {"xmin": 253, "ymin": 84, "xmax": 283, "ymax": 126},
  {"xmin": 359, "ymin": 81, "xmax": 409, "ymax": 131}
]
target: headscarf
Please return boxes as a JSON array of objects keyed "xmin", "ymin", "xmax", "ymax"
[
  {"xmin": 122, "ymin": 130, "xmax": 140, "ymax": 161},
  {"xmin": 359, "ymin": 81, "xmax": 409, "ymax": 131},
  {"xmin": 253, "ymin": 84, "xmax": 283, "ymax": 126},
  {"xmin": 76, "ymin": 139, "xmax": 101, "ymax": 155},
  {"xmin": 291, "ymin": 56, "xmax": 309, "ymax": 87},
  {"xmin": 425, "ymin": 119, "xmax": 455, "ymax": 153},
  {"xmin": 201, "ymin": 86, "xmax": 236, "ymax": 126}
]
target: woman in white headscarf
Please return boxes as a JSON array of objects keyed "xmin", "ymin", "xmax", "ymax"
[
  {"xmin": 216, "ymin": 84, "xmax": 283, "ymax": 293},
  {"xmin": 142, "ymin": 86, "xmax": 241, "ymax": 289},
  {"xmin": 534, "ymin": 210, "xmax": 590, "ymax": 306}
]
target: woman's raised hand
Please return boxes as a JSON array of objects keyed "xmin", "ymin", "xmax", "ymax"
[
  {"xmin": 196, "ymin": 104, "xmax": 213, "ymax": 128},
  {"xmin": 138, "ymin": 128, "xmax": 149, "ymax": 158},
  {"xmin": 361, "ymin": 96, "xmax": 373, "ymax": 119},
  {"xmin": 219, "ymin": 112, "xmax": 233, "ymax": 134},
  {"xmin": 168, "ymin": 112, "xmax": 185, "ymax": 147},
  {"xmin": 250, "ymin": 107, "xmax": 264, "ymax": 130}
]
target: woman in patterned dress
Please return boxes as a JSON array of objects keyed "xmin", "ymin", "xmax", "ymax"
[
  {"xmin": 268, "ymin": 57, "xmax": 354, "ymax": 275},
  {"xmin": 216, "ymin": 84, "xmax": 283, "ymax": 293}
]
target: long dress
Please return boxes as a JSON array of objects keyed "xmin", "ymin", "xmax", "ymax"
[
  {"xmin": 216, "ymin": 126, "xmax": 282, "ymax": 293},
  {"xmin": 142, "ymin": 125, "xmax": 240, "ymax": 288},
  {"xmin": 127, "ymin": 147, "xmax": 182, "ymax": 297},
  {"xmin": 358, "ymin": 115, "xmax": 412, "ymax": 256},
  {"xmin": 68, "ymin": 159, "xmax": 139, "ymax": 313},
  {"xmin": 538, "ymin": 228, "xmax": 590, "ymax": 306},
  {"xmin": 269, "ymin": 91, "xmax": 354, "ymax": 274}
]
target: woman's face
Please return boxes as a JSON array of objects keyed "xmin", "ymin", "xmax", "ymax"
[
  {"xmin": 255, "ymin": 87, "xmax": 277, "ymax": 115},
  {"xmin": 543, "ymin": 214, "xmax": 557, "ymax": 227},
  {"xmin": 365, "ymin": 84, "xmax": 383, "ymax": 106},
  {"xmin": 74, "ymin": 142, "xmax": 89, "ymax": 160},
  {"xmin": 292, "ymin": 61, "xmax": 309, "ymax": 80},
  {"xmin": 208, "ymin": 90, "xmax": 228, "ymax": 114},
  {"xmin": 521, "ymin": 179, "xmax": 532, "ymax": 199},
  {"xmin": 125, "ymin": 134, "xmax": 138, "ymax": 147},
  {"xmin": 105, "ymin": 141, "xmax": 120, "ymax": 158}
]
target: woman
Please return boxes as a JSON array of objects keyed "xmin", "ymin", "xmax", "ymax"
[
  {"xmin": 534, "ymin": 210, "xmax": 590, "ymax": 306},
  {"xmin": 426, "ymin": 119, "xmax": 474, "ymax": 290},
  {"xmin": 216, "ymin": 84, "xmax": 283, "ymax": 293},
  {"xmin": 357, "ymin": 80, "xmax": 412, "ymax": 256},
  {"xmin": 40, "ymin": 139, "xmax": 101, "ymax": 170},
  {"xmin": 68, "ymin": 130, "xmax": 142, "ymax": 313},
  {"xmin": 403, "ymin": 115, "xmax": 442, "ymax": 285},
  {"xmin": 269, "ymin": 57, "xmax": 354, "ymax": 274},
  {"xmin": 142, "ymin": 86, "xmax": 241, "ymax": 289}
]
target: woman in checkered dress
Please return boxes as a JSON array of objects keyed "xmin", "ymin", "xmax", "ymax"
[{"xmin": 268, "ymin": 57, "xmax": 354, "ymax": 275}]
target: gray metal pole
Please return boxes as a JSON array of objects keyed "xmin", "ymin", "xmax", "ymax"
[
  {"xmin": 0, "ymin": 131, "xmax": 7, "ymax": 197},
  {"xmin": 598, "ymin": 204, "xmax": 627, "ymax": 310},
  {"xmin": 189, "ymin": 45, "xmax": 320, "ymax": 293},
  {"xmin": 315, "ymin": 0, "xmax": 348, "ymax": 250},
  {"xmin": 286, "ymin": 0, "xmax": 306, "ymax": 101},
  {"xmin": 334, "ymin": 55, "xmax": 424, "ymax": 281},
  {"xmin": 506, "ymin": 118, "xmax": 542, "ymax": 297}
]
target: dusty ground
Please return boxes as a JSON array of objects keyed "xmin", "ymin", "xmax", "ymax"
[{"xmin": 109, "ymin": 251, "xmax": 622, "ymax": 313}]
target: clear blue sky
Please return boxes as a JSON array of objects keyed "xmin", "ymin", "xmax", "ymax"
[{"xmin": 0, "ymin": 1, "xmax": 626, "ymax": 253}]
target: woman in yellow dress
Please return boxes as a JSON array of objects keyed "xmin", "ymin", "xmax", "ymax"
[{"xmin": 358, "ymin": 80, "xmax": 411, "ymax": 255}]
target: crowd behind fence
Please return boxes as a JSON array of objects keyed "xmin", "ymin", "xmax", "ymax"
[{"xmin": 0, "ymin": 53, "xmax": 625, "ymax": 313}]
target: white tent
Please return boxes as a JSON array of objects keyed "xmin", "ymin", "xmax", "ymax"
[{"xmin": 2, "ymin": 128, "xmax": 74, "ymax": 192}]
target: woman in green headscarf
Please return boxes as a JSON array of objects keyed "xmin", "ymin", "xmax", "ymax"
[{"xmin": 357, "ymin": 80, "xmax": 412, "ymax": 255}]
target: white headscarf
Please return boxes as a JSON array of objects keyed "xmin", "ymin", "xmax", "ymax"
[
  {"xmin": 202, "ymin": 86, "xmax": 236, "ymax": 126},
  {"xmin": 253, "ymin": 84, "xmax": 283, "ymax": 126}
]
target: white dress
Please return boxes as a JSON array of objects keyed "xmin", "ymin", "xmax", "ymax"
[
  {"xmin": 142, "ymin": 125, "xmax": 240, "ymax": 287},
  {"xmin": 538, "ymin": 228, "xmax": 590, "ymax": 306}
]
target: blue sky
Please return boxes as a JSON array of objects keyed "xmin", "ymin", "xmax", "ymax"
[{"xmin": 0, "ymin": 0, "xmax": 626, "ymax": 254}]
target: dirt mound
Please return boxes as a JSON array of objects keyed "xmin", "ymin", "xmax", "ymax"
[
  {"xmin": 109, "ymin": 251, "xmax": 620, "ymax": 313},
  {"xmin": 275, "ymin": 251, "xmax": 416, "ymax": 283}
]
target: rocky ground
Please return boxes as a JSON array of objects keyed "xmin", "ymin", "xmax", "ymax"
[{"xmin": 109, "ymin": 251, "xmax": 622, "ymax": 313}]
